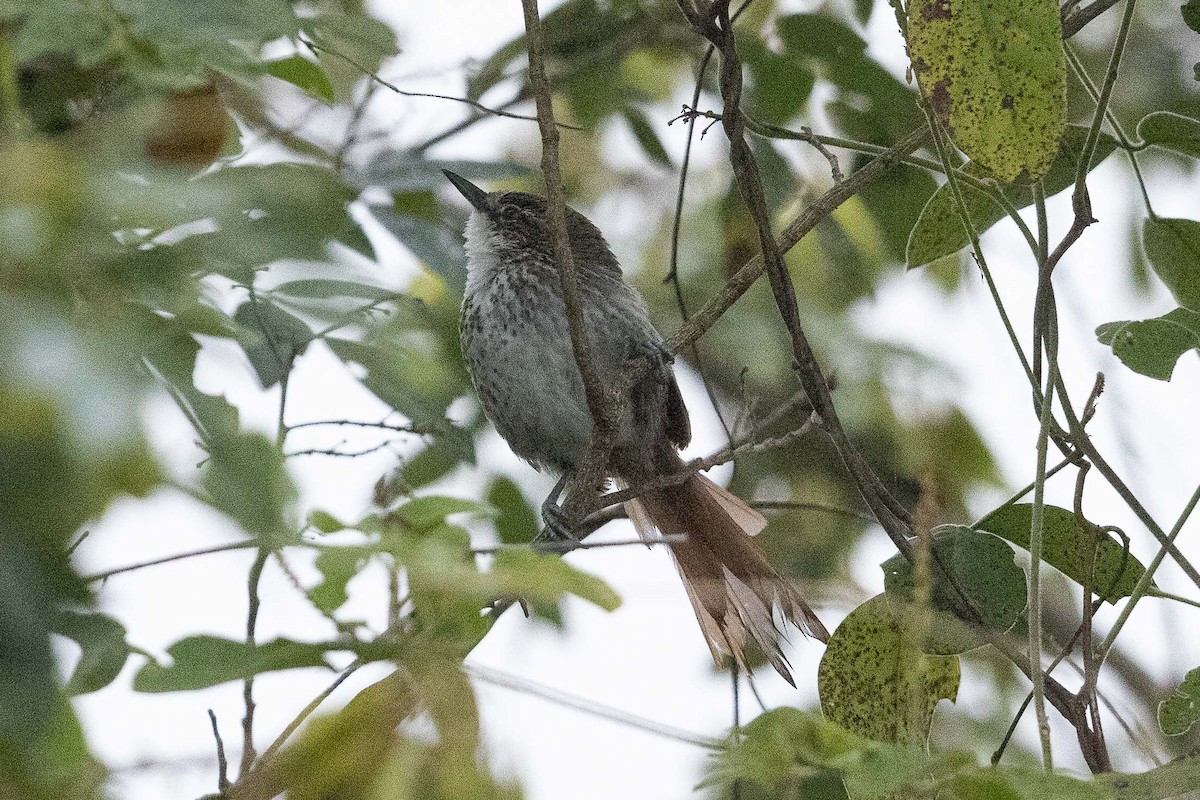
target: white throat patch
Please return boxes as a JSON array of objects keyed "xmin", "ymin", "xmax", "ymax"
[{"xmin": 463, "ymin": 211, "xmax": 502, "ymax": 297}]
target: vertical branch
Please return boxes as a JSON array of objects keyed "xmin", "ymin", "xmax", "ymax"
[
  {"xmin": 675, "ymin": 0, "xmax": 915, "ymax": 557},
  {"xmin": 208, "ymin": 709, "xmax": 231, "ymax": 795},
  {"xmin": 1075, "ymin": 463, "xmax": 1112, "ymax": 771},
  {"xmin": 240, "ymin": 363, "xmax": 292, "ymax": 777},
  {"xmin": 1028, "ymin": 182, "xmax": 1055, "ymax": 769},
  {"xmin": 519, "ymin": 0, "xmax": 617, "ymax": 522},
  {"xmin": 239, "ymin": 548, "xmax": 269, "ymax": 777},
  {"xmin": 668, "ymin": 45, "xmax": 735, "ymax": 442}
]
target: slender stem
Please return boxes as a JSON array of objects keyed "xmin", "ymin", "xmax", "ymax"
[
  {"xmin": 1098, "ymin": 480, "xmax": 1200, "ymax": 659},
  {"xmin": 741, "ymin": 115, "xmax": 1041, "ymax": 256},
  {"xmin": 83, "ymin": 540, "xmax": 258, "ymax": 582},
  {"xmin": 1027, "ymin": 180, "xmax": 1055, "ymax": 769},
  {"xmin": 1063, "ymin": 44, "xmax": 1156, "ymax": 219},
  {"xmin": 239, "ymin": 548, "xmax": 269, "ymax": 777},
  {"xmin": 256, "ymin": 659, "xmax": 363, "ymax": 766},
  {"xmin": 922, "ymin": 108, "xmax": 1038, "ymax": 391},
  {"xmin": 463, "ymin": 663, "xmax": 723, "ymax": 750},
  {"xmin": 1028, "ymin": 360, "xmax": 1057, "ymax": 769},
  {"xmin": 1073, "ymin": 0, "xmax": 1139, "ymax": 206},
  {"xmin": 668, "ymin": 46, "xmax": 734, "ymax": 441},
  {"xmin": 208, "ymin": 709, "xmax": 231, "ymax": 794}
]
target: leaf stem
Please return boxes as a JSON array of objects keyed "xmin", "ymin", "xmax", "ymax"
[{"xmin": 1098, "ymin": 480, "xmax": 1200, "ymax": 660}]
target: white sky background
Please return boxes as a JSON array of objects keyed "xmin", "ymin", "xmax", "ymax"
[{"xmin": 68, "ymin": 1, "xmax": 1200, "ymax": 798}]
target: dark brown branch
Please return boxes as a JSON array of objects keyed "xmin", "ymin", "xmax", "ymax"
[
  {"xmin": 677, "ymin": 0, "xmax": 914, "ymax": 559},
  {"xmin": 520, "ymin": 0, "xmax": 619, "ymax": 525},
  {"xmin": 663, "ymin": 124, "xmax": 929, "ymax": 356}
]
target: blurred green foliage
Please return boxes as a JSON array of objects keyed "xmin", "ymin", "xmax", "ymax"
[{"xmin": 3, "ymin": 0, "xmax": 1200, "ymax": 797}]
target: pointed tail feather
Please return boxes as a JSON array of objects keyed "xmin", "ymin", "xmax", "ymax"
[{"xmin": 632, "ymin": 471, "xmax": 829, "ymax": 685}]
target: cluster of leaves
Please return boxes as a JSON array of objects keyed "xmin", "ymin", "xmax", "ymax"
[
  {"xmin": 4, "ymin": 0, "xmax": 1200, "ymax": 797},
  {"xmin": 707, "ymin": 707, "xmax": 1200, "ymax": 800},
  {"xmin": 0, "ymin": 2, "xmax": 618, "ymax": 798}
]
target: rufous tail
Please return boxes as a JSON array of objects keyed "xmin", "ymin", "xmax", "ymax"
[{"xmin": 625, "ymin": 472, "xmax": 828, "ymax": 686}]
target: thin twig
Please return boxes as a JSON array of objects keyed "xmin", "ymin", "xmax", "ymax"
[
  {"xmin": 463, "ymin": 663, "xmax": 724, "ymax": 750},
  {"xmin": 678, "ymin": 0, "xmax": 916, "ymax": 563},
  {"xmin": 597, "ymin": 414, "xmax": 818, "ymax": 510},
  {"xmin": 667, "ymin": 45, "xmax": 734, "ymax": 442},
  {"xmin": 83, "ymin": 541, "xmax": 258, "ymax": 582},
  {"xmin": 208, "ymin": 709, "xmax": 231, "ymax": 795},
  {"xmin": 285, "ymin": 419, "xmax": 424, "ymax": 435},
  {"xmin": 239, "ymin": 548, "xmax": 269, "ymax": 777},
  {"xmin": 1028, "ymin": 181, "xmax": 1055, "ymax": 769},
  {"xmin": 255, "ymin": 659, "xmax": 363, "ymax": 766},
  {"xmin": 285, "ymin": 442, "xmax": 398, "ymax": 459},
  {"xmin": 473, "ymin": 535, "xmax": 687, "ymax": 555},
  {"xmin": 300, "ymin": 36, "xmax": 582, "ymax": 131}
]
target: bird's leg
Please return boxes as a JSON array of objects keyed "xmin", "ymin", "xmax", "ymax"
[{"xmin": 537, "ymin": 473, "xmax": 575, "ymax": 543}]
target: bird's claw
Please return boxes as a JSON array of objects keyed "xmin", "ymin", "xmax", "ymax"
[{"xmin": 536, "ymin": 498, "xmax": 578, "ymax": 550}]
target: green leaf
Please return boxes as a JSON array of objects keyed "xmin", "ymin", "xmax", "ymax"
[
  {"xmin": 326, "ymin": 337, "xmax": 459, "ymax": 429},
  {"xmin": 232, "ymin": 297, "xmax": 313, "ymax": 388},
  {"xmin": 271, "ymin": 279, "xmax": 400, "ymax": 303},
  {"xmin": 402, "ymin": 424, "xmax": 476, "ymax": 488},
  {"xmin": 739, "ymin": 33, "xmax": 815, "ymax": 126},
  {"xmin": 264, "ymin": 54, "xmax": 335, "ymax": 102},
  {"xmin": 370, "ymin": 206, "xmax": 467, "ymax": 286},
  {"xmin": 1143, "ymin": 217, "xmax": 1200, "ymax": 311},
  {"xmin": 1184, "ymin": 0, "xmax": 1200, "ymax": 34},
  {"xmin": 115, "ymin": 0, "xmax": 302, "ymax": 86},
  {"xmin": 778, "ymin": 13, "xmax": 868, "ymax": 63},
  {"xmin": 907, "ymin": 126, "xmax": 1116, "ymax": 268},
  {"xmin": 976, "ymin": 503, "xmax": 1147, "ymax": 601},
  {"xmin": 187, "ymin": 163, "xmax": 366, "ymax": 278},
  {"xmin": 307, "ymin": 509, "xmax": 352, "ymax": 534},
  {"xmin": 708, "ymin": 708, "xmax": 864, "ymax": 791},
  {"xmin": 353, "ymin": 154, "xmax": 531, "ymax": 193},
  {"xmin": 622, "ymin": 107, "xmax": 672, "ymax": 166},
  {"xmin": 6, "ymin": 0, "xmax": 112, "ymax": 65},
  {"xmin": 1136, "ymin": 111, "xmax": 1200, "ymax": 159},
  {"xmin": 52, "ymin": 610, "xmax": 132, "ymax": 695},
  {"xmin": 882, "ymin": 527, "xmax": 1026, "ymax": 654},
  {"xmin": 203, "ymin": 431, "xmax": 297, "ymax": 542},
  {"xmin": 1159, "ymin": 666, "xmax": 1200, "ymax": 736},
  {"xmin": 133, "ymin": 636, "xmax": 368, "ymax": 692},
  {"xmin": 906, "ymin": 0, "xmax": 1066, "ymax": 182},
  {"xmin": 304, "ymin": 11, "xmax": 398, "ymax": 102},
  {"xmin": 309, "ymin": 549, "xmax": 368, "ymax": 614},
  {"xmin": 490, "ymin": 550, "xmax": 621, "ymax": 612},
  {"xmin": 487, "ymin": 477, "xmax": 538, "ymax": 546},
  {"xmin": 818, "ymin": 595, "xmax": 960, "ymax": 743},
  {"xmin": 1096, "ymin": 307, "xmax": 1200, "ymax": 381},
  {"xmin": 394, "ymin": 495, "xmax": 493, "ymax": 532},
  {"xmin": 0, "ymin": 538, "xmax": 58, "ymax": 754}
]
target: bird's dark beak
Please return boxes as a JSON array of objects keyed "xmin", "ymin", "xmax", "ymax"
[{"xmin": 442, "ymin": 170, "xmax": 491, "ymax": 213}]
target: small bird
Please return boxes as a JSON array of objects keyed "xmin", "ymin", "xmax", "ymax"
[{"xmin": 444, "ymin": 170, "xmax": 828, "ymax": 684}]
